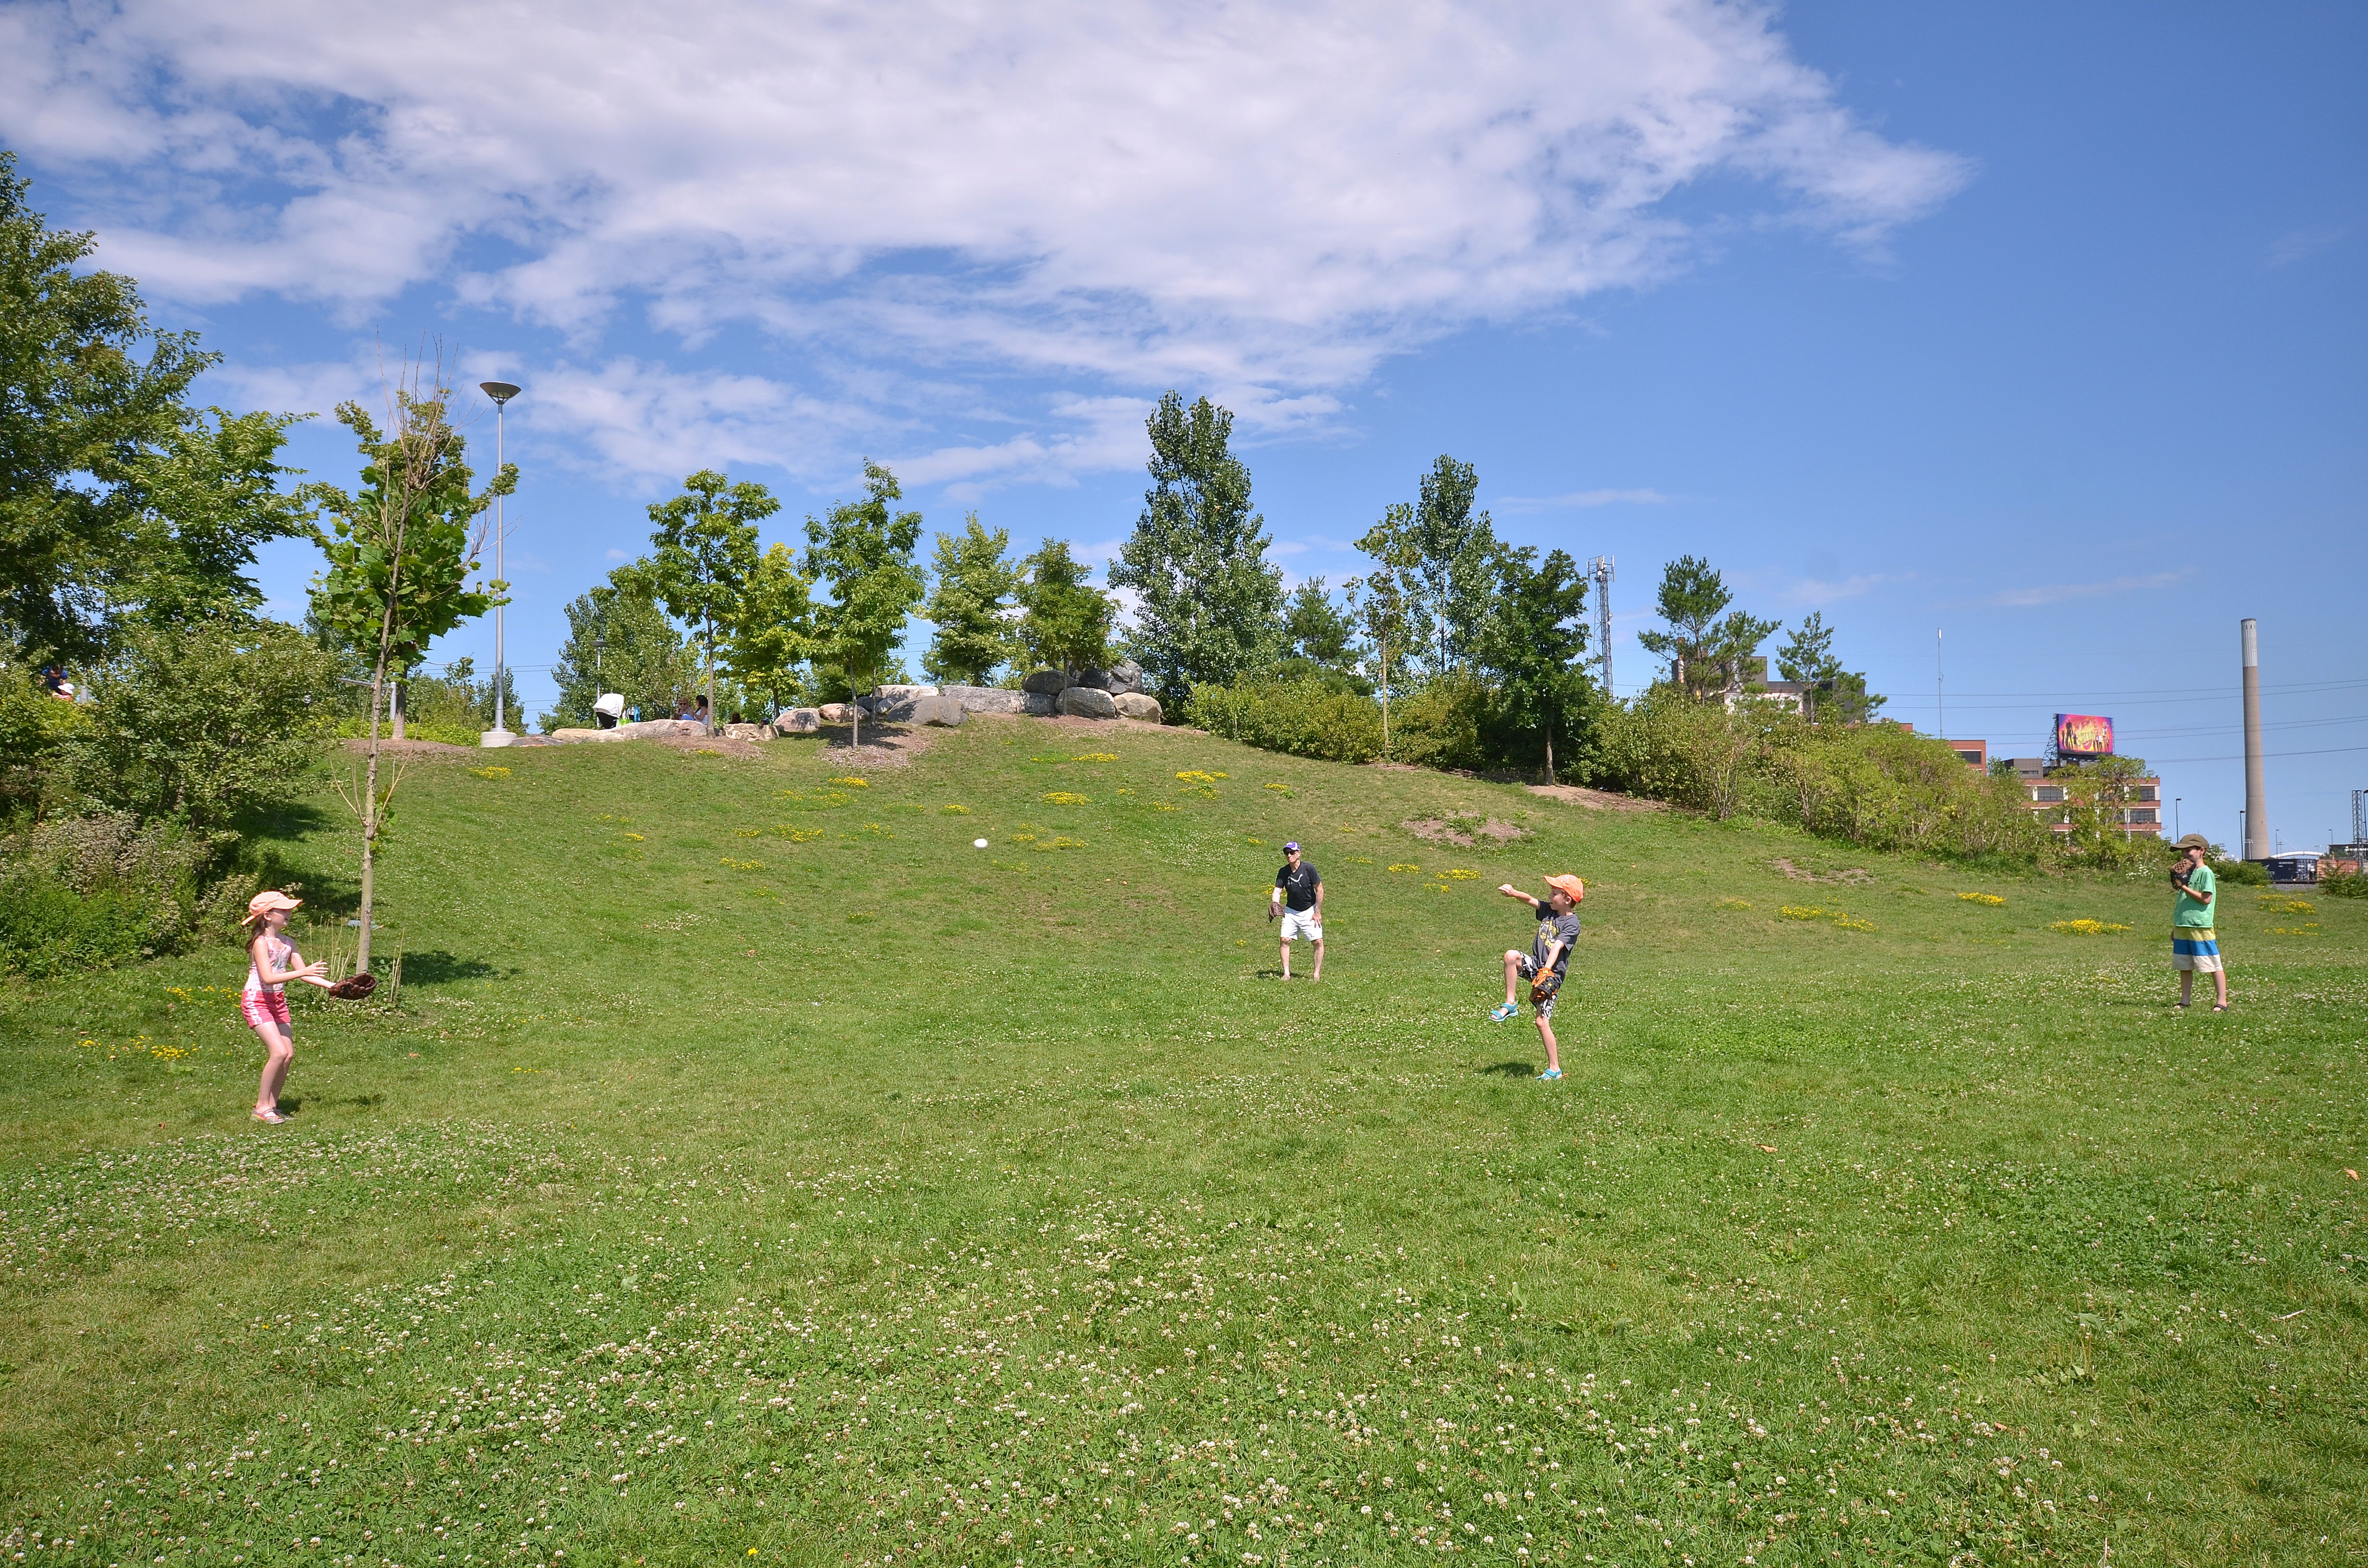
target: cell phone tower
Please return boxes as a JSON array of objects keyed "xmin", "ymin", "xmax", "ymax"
[
  {"xmin": 2352, "ymin": 787, "xmax": 2365, "ymax": 845},
  {"xmin": 1587, "ymin": 555, "xmax": 1615, "ymax": 696}
]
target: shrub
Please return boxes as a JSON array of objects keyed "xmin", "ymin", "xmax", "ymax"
[
  {"xmin": 0, "ymin": 810, "xmax": 259, "ymax": 976},
  {"xmin": 2320, "ymin": 869, "xmax": 2366, "ymax": 899},
  {"xmin": 54, "ymin": 618, "xmax": 335, "ymax": 829},
  {"xmin": 1183, "ymin": 679, "xmax": 1385, "ymax": 763},
  {"xmin": 1593, "ymin": 692, "xmax": 2049, "ymax": 860},
  {"xmin": 2208, "ymin": 858, "xmax": 2270, "ymax": 886}
]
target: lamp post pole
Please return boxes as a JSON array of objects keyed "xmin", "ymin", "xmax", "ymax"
[{"xmin": 479, "ymin": 380, "xmax": 522, "ymax": 741}]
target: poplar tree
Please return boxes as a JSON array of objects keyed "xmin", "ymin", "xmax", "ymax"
[{"xmin": 1109, "ymin": 392, "xmax": 1283, "ymax": 705}]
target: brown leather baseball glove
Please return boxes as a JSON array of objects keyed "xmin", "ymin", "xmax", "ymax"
[{"xmin": 326, "ymin": 973, "xmax": 378, "ymax": 1000}]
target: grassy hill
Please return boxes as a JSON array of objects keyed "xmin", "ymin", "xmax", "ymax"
[{"xmin": 1, "ymin": 717, "xmax": 2361, "ymax": 1566}]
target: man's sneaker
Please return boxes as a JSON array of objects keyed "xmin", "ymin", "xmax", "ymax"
[
  {"xmin": 1536, "ymin": 1067, "xmax": 1563, "ymax": 1082},
  {"xmin": 1489, "ymin": 1001, "xmax": 1518, "ymax": 1022}
]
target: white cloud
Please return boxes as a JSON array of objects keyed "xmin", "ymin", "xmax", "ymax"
[
  {"xmin": 1988, "ymin": 570, "xmax": 2188, "ymax": 609},
  {"xmin": 1494, "ymin": 488, "xmax": 1672, "ymax": 513},
  {"xmin": 5, "ymin": 0, "xmax": 1968, "ymax": 459}
]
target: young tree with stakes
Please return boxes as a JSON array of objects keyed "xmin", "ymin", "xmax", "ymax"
[
  {"xmin": 305, "ymin": 365, "xmax": 511, "ymax": 973},
  {"xmin": 806, "ymin": 461, "xmax": 927, "ymax": 748},
  {"xmin": 648, "ymin": 470, "xmax": 776, "ymax": 735}
]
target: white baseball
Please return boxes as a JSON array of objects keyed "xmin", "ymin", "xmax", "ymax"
[{"xmin": 974, "ymin": 838, "xmax": 989, "ymax": 848}]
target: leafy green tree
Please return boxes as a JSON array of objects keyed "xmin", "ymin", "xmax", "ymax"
[
  {"xmin": 1343, "ymin": 539, "xmax": 1418, "ymax": 761},
  {"xmin": 1015, "ymin": 538, "xmax": 1115, "ymax": 679},
  {"xmin": 305, "ymin": 376, "xmax": 513, "ymax": 969},
  {"xmin": 726, "ymin": 542, "xmax": 815, "ymax": 718},
  {"xmin": 922, "ymin": 514, "xmax": 1022, "ymax": 684},
  {"xmin": 546, "ymin": 562, "xmax": 695, "ymax": 728},
  {"xmin": 805, "ymin": 460, "xmax": 927, "ymax": 747},
  {"xmin": 648, "ymin": 470, "xmax": 776, "ymax": 735},
  {"xmin": 1109, "ymin": 392, "xmax": 1283, "ymax": 705},
  {"xmin": 1479, "ymin": 546, "xmax": 1595, "ymax": 781},
  {"xmin": 1, "ymin": 152, "xmax": 309, "ymax": 660},
  {"xmin": 1404, "ymin": 455, "xmax": 1500, "ymax": 677}
]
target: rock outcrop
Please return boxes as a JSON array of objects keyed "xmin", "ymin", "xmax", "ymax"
[
  {"xmin": 771, "ymin": 708, "xmax": 822, "ymax": 734},
  {"xmin": 1057, "ymin": 686, "xmax": 1120, "ymax": 719},
  {"xmin": 1022, "ymin": 669, "xmax": 1069, "ymax": 696},
  {"xmin": 1113, "ymin": 692, "xmax": 1163, "ymax": 722},
  {"xmin": 547, "ymin": 718, "xmax": 707, "ymax": 744}
]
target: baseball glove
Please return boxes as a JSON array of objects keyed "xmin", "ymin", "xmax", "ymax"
[
  {"xmin": 326, "ymin": 972, "xmax": 377, "ymax": 1001},
  {"xmin": 1527, "ymin": 966, "xmax": 1563, "ymax": 1006}
]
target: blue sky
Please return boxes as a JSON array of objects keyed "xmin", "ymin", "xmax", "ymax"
[{"xmin": 6, "ymin": 0, "xmax": 2361, "ymax": 851}]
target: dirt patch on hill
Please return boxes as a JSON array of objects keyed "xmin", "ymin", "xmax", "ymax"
[
  {"xmin": 1773, "ymin": 858, "xmax": 1873, "ymax": 885},
  {"xmin": 1526, "ymin": 784, "xmax": 1666, "ymax": 813},
  {"xmin": 338, "ymin": 738, "xmax": 484, "ymax": 760},
  {"xmin": 1404, "ymin": 815, "xmax": 1530, "ymax": 847}
]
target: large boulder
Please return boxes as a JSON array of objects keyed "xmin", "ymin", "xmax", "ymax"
[
  {"xmin": 1113, "ymin": 692, "xmax": 1163, "ymax": 723},
  {"xmin": 723, "ymin": 722, "xmax": 771, "ymax": 741},
  {"xmin": 912, "ymin": 695, "xmax": 967, "ymax": 727},
  {"xmin": 1024, "ymin": 692, "xmax": 1057, "ymax": 717},
  {"xmin": 1021, "ymin": 668, "xmax": 1069, "ymax": 696},
  {"xmin": 867, "ymin": 684, "xmax": 937, "ymax": 721},
  {"xmin": 1078, "ymin": 663, "xmax": 1145, "ymax": 695},
  {"xmin": 936, "ymin": 684, "xmax": 1027, "ymax": 714},
  {"xmin": 771, "ymin": 708, "xmax": 822, "ymax": 734},
  {"xmin": 816, "ymin": 702, "xmax": 855, "ymax": 723},
  {"xmin": 1057, "ymin": 686, "xmax": 1120, "ymax": 719}
]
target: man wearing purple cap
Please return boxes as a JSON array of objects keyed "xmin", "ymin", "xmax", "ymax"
[{"xmin": 1269, "ymin": 841, "xmax": 1323, "ymax": 980}]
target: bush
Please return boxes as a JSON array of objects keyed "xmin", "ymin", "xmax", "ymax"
[
  {"xmin": 2209, "ymin": 858, "xmax": 2270, "ymax": 886},
  {"xmin": 0, "ymin": 662, "xmax": 91, "ymax": 821},
  {"xmin": 1594, "ymin": 691, "xmax": 2049, "ymax": 861},
  {"xmin": 2320, "ymin": 869, "xmax": 2367, "ymax": 899},
  {"xmin": 1184, "ymin": 679, "xmax": 1385, "ymax": 763},
  {"xmin": 0, "ymin": 810, "xmax": 259, "ymax": 976},
  {"xmin": 54, "ymin": 618, "xmax": 334, "ymax": 828}
]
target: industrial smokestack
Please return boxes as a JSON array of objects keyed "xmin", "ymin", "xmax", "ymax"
[{"xmin": 2242, "ymin": 618, "xmax": 2268, "ymax": 861}]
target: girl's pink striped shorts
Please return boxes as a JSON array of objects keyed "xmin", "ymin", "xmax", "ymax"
[{"xmin": 240, "ymin": 989, "xmax": 292, "ymax": 1028}]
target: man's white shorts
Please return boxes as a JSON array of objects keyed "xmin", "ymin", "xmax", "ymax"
[{"xmin": 1280, "ymin": 908, "xmax": 1324, "ymax": 943}]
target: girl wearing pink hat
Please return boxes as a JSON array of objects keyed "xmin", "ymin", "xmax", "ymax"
[{"xmin": 240, "ymin": 891, "xmax": 331, "ymax": 1123}]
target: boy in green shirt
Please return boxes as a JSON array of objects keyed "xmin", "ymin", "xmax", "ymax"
[{"xmin": 2169, "ymin": 833, "xmax": 2228, "ymax": 1011}]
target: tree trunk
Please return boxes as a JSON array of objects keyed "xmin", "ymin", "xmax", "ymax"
[
  {"xmin": 1544, "ymin": 725, "xmax": 1554, "ymax": 786},
  {"xmin": 392, "ymin": 677, "xmax": 406, "ymax": 740},
  {"xmin": 359, "ymin": 639, "xmax": 390, "ymax": 974},
  {"xmin": 704, "ymin": 607, "xmax": 718, "ymax": 736},
  {"xmin": 1379, "ymin": 634, "xmax": 1391, "ymax": 762}
]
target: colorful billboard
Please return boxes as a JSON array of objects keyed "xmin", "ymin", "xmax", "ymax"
[{"xmin": 2054, "ymin": 713, "xmax": 2115, "ymax": 758}]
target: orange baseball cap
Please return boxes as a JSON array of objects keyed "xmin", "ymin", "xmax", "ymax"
[
  {"xmin": 244, "ymin": 890, "xmax": 303, "ymax": 924},
  {"xmin": 1543, "ymin": 874, "xmax": 1585, "ymax": 903}
]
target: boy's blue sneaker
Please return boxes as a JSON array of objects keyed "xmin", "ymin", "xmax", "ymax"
[
  {"xmin": 1536, "ymin": 1067, "xmax": 1563, "ymax": 1082},
  {"xmin": 1489, "ymin": 1001, "xmax": 1518, "ymax": 1022}
]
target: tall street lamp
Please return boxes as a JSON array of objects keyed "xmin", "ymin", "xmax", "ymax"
[{"xmin": 479, "ymin": 380, "xmax": 521, "ymax": 740}]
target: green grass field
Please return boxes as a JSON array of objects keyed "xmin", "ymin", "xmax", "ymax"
[{"xmin": 2, "ymin": 717, "xmax": 2361, "ymax": 1568}]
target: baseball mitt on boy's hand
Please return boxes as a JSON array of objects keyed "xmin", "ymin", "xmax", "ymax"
[
  {"xmin": 1527, "ymin": 968, "xmax": 1563, "ymax": 1006},
  {"xmin": 327, "ymin": 973, "xmax": 377, "ymax": 1001}
]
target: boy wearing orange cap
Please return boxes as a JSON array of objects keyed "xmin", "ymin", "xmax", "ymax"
[{"xmin": 1490, "ymin": 875, "xmax": 1585, "ymax": 1081}]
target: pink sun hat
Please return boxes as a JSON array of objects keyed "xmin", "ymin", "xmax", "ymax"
[{"xmin": 243, "ymin": 889, "xmax": 303, "ymax": 925}]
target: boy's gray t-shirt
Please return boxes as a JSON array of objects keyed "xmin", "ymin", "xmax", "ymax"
[{"xmin": 1531, "ymin": 909, "xmax": 1582, "ymax": 972}]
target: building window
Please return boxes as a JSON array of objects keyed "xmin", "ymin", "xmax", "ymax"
[
  {"xmin": 2136, "ymin": 786, "xmax": 2158, "ymax": 802},
  {"xmin": 2129, "ymin": 809, "xmax": 2157, "ymax": 824},
  {"xmin": 2033, "ymin": 786, "xmax": 2064, "ymax": 802}
]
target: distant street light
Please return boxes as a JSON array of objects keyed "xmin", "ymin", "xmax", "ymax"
[{"xmin": 480, "ymin": 381, "xmax": 521, "ymax": 739}]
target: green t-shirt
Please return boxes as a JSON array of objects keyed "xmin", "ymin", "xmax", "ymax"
[{"xmin": 2173, "ymin": 862, "xmax": 2216, "ymax": 927}]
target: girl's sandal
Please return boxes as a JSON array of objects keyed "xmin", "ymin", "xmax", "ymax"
[
  {"xmin": 2211, "ymin": 1004, "xmax": 2230, "ymax": 1013},
  {"xmin": 251, "ymin": 1108, "xmax": 288, "ymax": 1124}
]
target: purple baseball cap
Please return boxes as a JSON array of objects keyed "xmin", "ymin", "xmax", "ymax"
[{"xmin": 1284, "ymin": 841, "xmax": 1300, "ymax": 852}]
